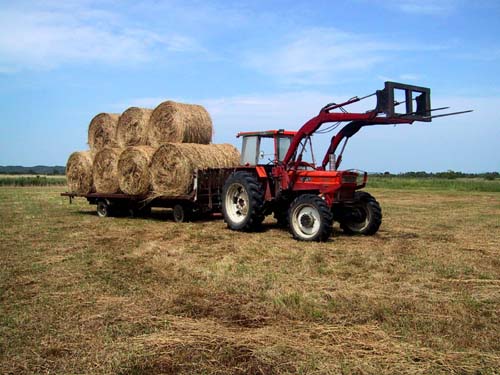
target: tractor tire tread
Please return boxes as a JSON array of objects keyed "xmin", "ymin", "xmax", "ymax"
[
  {"xmin": 340, "ymin": 191, "xmax": 382, "ymax": 235},
  {"xmin": 289, "ymin": 194, "xmax": 333, "ymax": 242},
  {"xmin": 222, "ymin": 171, "xmax": 265, "ymax": 231}
]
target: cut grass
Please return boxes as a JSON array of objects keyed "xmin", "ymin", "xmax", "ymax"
[
  {"xmin": 0, "ymin": 186, "xmax": 499, "ymax": 374},
  {"xmin": 368, "ymin": 176, "xmax": 500, "ymax": 192}
]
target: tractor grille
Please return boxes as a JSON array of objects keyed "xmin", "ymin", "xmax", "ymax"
[{"xmin": 341, "ymin": 174, "xmax": 358, "ymax": 184}]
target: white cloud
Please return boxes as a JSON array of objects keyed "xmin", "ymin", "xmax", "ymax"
[
  {"xmin": 0, "ymin": 3, "xmax": 204, "ymax": 72},
  {"xmin": 245, "ymin": 28, "xmax": 443, "ymax": 85},
  {"xmin": 245, "ymin": 28, "xmax": 383, "ymax": 85}
]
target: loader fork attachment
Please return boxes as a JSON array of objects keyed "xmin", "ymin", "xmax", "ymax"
[{"xmin": 376, "ymin": 82, "xmax": 432, "ymax": 122}]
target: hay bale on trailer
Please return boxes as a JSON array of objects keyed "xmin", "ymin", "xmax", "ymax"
[
  {"xmin": 116, "ymin": 107, "xmax": 153, "ymax": 147},
  {"xmin": 88, "ymin": 113, "xmax": 120, "ymax": 151},
  {"xmin": 117, "ymin": 146, "xmax": 155, "ymax": 195},
  {"xmin": 148, "ymin": 101, "xmax": 213, "ymax": 146},
  {"xmin": 150, "ymin": 143, "xmax": 240, "ymax": 196},
  {"xmin": 92, "ymin": 147, "xmax": 122, "ymax": 193},
  {"xmin": 66, "ymin": 151, "xmax": 94, "ymax": 194}
]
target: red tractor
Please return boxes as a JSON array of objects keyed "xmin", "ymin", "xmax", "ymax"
[{"xmin": 221, "ymin": 82, "xmax": 471, "ymax": 241}]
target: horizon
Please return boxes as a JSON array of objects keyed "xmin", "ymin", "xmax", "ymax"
[{"xmin": 1, "ymin": 0, "xmax": 499, "ymax": 173}]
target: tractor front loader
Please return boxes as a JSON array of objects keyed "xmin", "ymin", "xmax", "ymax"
[{"xmin": 221, "ymin": 82, "xmax": 472, "ymax": 241}]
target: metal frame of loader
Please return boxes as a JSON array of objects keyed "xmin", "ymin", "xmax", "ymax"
[{"xmin": 62, "ymin": 168, "xmax": 233, "ymax": 222}]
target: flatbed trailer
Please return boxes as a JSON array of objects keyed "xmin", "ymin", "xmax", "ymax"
[{"xmin": 61, "ymin": 168, "xmax": 233, "ymax": 222}]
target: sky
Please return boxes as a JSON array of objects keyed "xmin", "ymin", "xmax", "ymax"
[{"xmin": 0, "ymin": 0, "xmax": 499, "ymax": 172}]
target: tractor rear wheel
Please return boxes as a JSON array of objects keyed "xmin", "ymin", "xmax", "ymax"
[
  {"xmin": 288, "ymin": 194, "xmax": 333, "ymax": 241},
  {"xmin": 340, "ymin": 192, "xmax": 382, "ymax": 235},
  {"xmin": 222, "ymin": 171, "xmax": 264, "ymax": 231}
]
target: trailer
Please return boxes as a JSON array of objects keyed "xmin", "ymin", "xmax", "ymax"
[{"xmin": 61, "ymin": 168, "xmax": 233, "ymax": 222}]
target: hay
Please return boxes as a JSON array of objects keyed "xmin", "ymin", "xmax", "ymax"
[
  {"xmin": 116, "ymin": 107, "xmax": 153, "ymax": 147},
  {"xmin": 66, "ymin": 151, "xmax": 94, "ymax": 194},
  {"xmin": 92, "ymin": 147, "xmax": 122, "ymax": 193},
  {"xmin": 88, "ymin": 113, "xmax": 120, "ymax": 151},
  {"xmin": 148, "ymin": 101, "xmax": 213, "ymax": 146},
  {"xmin": 117, "ymin": 146, "xmax": 155, "ymax": 195},
  {"xmin": 150, "ymin": 143, "xmax": 240, "ymax": 196}
]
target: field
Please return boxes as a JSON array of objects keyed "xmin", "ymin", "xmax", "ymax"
[
  {"xmin": 0, "ymin": 175, "xmax": 66, "ymax": 187},
  {"xmin": 0, "ymin": 185, "xmax": 499, "ymax": 374}
]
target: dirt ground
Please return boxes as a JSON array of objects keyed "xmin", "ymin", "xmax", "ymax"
[{"xmin": 0, "ymin": 187, "xmax": 498, "ymax": 374}]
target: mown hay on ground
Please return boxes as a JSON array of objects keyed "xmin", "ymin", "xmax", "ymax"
[
  {"xmin": 148, "ymin": 101, "xmax": 213, "ymax": 146},
  {"xmin": 92, "ymin": 147, "xmax": 122, "ymax": 193},
  {"xmin": 116, "ymin": 107, "xmax": 153, "ymax": 147},
  {"xmin": 117, "ymin": 146, "xmax": 155, "ymax": 195},
  {"xmin": 88, "ymin": 113, "xmax": 120, "ymax": 151},
  {"xmin": 150, "ymin": 143, "xmax": 239, "ymax": 196},
  {"xmin": 66, "ymin": 151, "xmax": 94, "ymax": 194}
]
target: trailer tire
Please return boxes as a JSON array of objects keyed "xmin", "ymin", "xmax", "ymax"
[
  {"xmin": 97, "ymin": 200, "xmax": 113, "ymax": 218},
  {"xmin": 173, "ymin": 204, "xmax": 191, "ymax": 223},
  {"xmin": 340, "ymin": 192, "xmax": 382, "ymax": 235},
  {"xmin": 222, "ymin": 171, "xmax": 264, "ymax": 231},
  {"xmin": 289, "ymin": 194, "xmax": 333, "ymax": 242}
]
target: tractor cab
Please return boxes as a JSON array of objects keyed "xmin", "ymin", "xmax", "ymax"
[{"xmin": 237, "ymin": 130, "xmax": 297, "ymax": 166}]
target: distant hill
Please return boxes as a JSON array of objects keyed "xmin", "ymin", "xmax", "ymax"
[{"xmin": 0, "ymin": 166, "xmax": 66, "ymax": 175}]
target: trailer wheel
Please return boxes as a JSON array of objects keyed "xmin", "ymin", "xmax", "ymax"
[
  {"xmin": 173, "ymin": 204, "xmax": 191, "ymax": 223},
  {"xmin": 97, "ymin": 200, "xmax": 112, "ymax": 218},
  {"xmin": 222, "ymin": 171, "xmax": 264, "ymax": 231},
  {"xmin": 340, "ymin": 192, "xmax": 382, "ymax": 235},
  {"xmin": 289, "ymin": 194, "xmax": 333, "ymax": 242}
]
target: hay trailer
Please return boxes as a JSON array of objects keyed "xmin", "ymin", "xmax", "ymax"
[{"xmin": 62, "ymin": 168, "xmax": 232, "ymax": 222}]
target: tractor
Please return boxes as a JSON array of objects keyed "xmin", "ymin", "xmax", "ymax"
[{"xmin": 221, "ymin": 82, "xmax": 471, "ymax": 241}]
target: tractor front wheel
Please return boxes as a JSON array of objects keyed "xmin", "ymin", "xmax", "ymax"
[
  {"xmin": 340, "ymin": 192, "xmax": 382, "ymax": 235},
  {"xmin": 222, "ymin": 171, "xmax": 264, "ymax": 231},
  {"xmin": 289, "ymin": 194, "xmax": 333, "ymax": 241}
]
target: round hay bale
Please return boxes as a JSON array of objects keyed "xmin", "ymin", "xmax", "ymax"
[
  {"xmin": 116, "ymin": 107, "xmax": 153, "ymax": 147},
  {"xmin": 88, "ymin": 113, "xmax": 120, "ymax": 151},
  {"xmin": 117, "ymin": 146, "xmax": 155, "ymax": 195},
  {"xmin": 66, "ymin": 151, "xmax": 94, "ymax": 194},
  {"xmin": 92, "ymin": 147, "xmax": 122, "ymax": 193},
  {"xmin": 150, "ymin": 143, "xmax": 240, "ymax": 196},
  {"xmin": 148, "ymin": 101, "xmax": 213, "ymax": 146}
]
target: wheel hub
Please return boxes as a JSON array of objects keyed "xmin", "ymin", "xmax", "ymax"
[
  {"xmin": 299, "ymin": 213, "xmax": 315, "ymax": 228},
  {"xmin": 225, "ymin": 183, "xmax": 249, "ymax": 224}
]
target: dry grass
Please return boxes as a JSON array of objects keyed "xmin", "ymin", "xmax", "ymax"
[
  {"xmin": 0, "ymin": 187, "xmax": 499, "ymax": 374},
  {"xmin": 88, "ymin": 113, "xmax": 120, "ymax": 151},
  {"xmin": 150, "ymin": 143, "xmax": 240, "ymax": 195},
  {"xmin": 93, "ymin": 147, "xmax": 123, "ymax": 193},
  {"xmin": 66, "ymin": 151, "xmax": 94, "ymax": 194},
  {"xmin": 148, "ymin": 101, "xmax": 213, "ymax": 146},
  {"xmin": 116, "ymin": 107, "xmax": 153, "ymax": 147},
  {"xmin": 118, "ymin": 146, "xmax": 155, "ymax": 195}
]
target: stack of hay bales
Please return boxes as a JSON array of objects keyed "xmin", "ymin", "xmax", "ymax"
[{"xmin": 66, "ymin": 101, "xmax": 240, "ymax": 196}]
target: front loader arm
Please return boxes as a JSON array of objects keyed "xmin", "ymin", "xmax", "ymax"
[
  {"xmin": 282, "ymin": 81, "xmax": 469, "ymax": 172},
  {"xmin": 282, "ymin": 110, "xmax": 413, "ymax": 168}
]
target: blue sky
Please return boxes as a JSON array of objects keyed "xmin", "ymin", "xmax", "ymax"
[{"xmin": 0, "ymin": 0, "xmax": 499, "ymax": 172}]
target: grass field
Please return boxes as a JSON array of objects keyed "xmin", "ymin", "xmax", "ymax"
[
  {"xmin": 0, "ymin": 186, "xmax": 499, "ymax": 374},
  {"xmin": 368, "ymin": 177, "xmax": 500, "ymax": 192}
]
